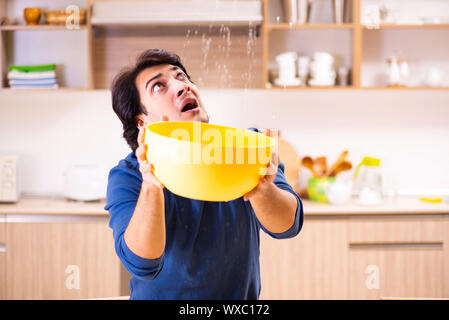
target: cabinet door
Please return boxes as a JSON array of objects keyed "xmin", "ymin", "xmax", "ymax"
[
  {"xmin": 444, "ymin": 218, "xmax": 449, "ymax": 298},
  {"xmin": 0, "ymin": 215, "xmax": 5, "ymax": 300},
  {"xmin": 259, "ymin": 217, "xmax": 348, "ymax": 299},
  {"xmin": 6, "ymin": 219, "xmax": 121, "ymax": 299},
  {"xmin": 348, "ymin": 217, "xmax": 445, "ymax": 299}
]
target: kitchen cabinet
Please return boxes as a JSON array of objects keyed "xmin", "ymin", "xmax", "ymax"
[
  {"xmin": 2, "ymin": 0, "xmax": 447, "ymax": 90},
  {"xmin": 0, "ymin": 0, "xmax": 263, "ymax": 90},
  {"xmin": 0, "ymin": 0, "xmax": 92, "ymax": 89},
  {"xmin": 4, "ymin": 215, "xmax": 121, "ymax": 300},
  {"xmin": 260, "ymin": 217, "xmax": 348, "ymax": 299},
  {"xmin": 347, "ymin": 216, "xmax": 444, "ymax": 299},
  {"xmin": 0, "ymin": 215, "xmax": 5, "ymax": 300},
  {"xmin": 259, "ymin": 199, "xmax": 449, "ymax": 299},
  {"xmin": 263, "ymin": 0, "xmax": 449, "ymax": 89}
]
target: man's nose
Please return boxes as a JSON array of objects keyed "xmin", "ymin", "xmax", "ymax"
[{"xmin": 176, "ymin": 83, "xmax": 191, "ymax": 97}]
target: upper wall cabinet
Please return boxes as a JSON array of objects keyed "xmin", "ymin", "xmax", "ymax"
[
  {"xmin": 263, "ymin": 0, "xmax": 449, "ymax": 90},
  {"xmin": 0, "ymin": 0, "xmax": 448, "ymax": 90}
]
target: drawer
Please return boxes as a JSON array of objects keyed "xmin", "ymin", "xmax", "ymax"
[{"xmin": 347, "ymin": 215, "xmax": 444, "ymax": 245}]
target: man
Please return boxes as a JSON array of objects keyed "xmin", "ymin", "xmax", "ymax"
[{"xmin": 106, "ymin": 48, "xmax": 303, "ymax": 299}]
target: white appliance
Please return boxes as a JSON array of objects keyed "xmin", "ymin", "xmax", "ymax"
[
  {"xmin": 0, "ymin": 155, "xmax": 20, "ymax": 202},
  {"xmin": 64, "ymin": 165, "xmax": 108, "ymax": 201}
]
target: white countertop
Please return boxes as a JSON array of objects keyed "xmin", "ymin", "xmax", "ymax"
[{"xmin": 0, "ymin": 196, "xmax": 448, "ymax": 216}]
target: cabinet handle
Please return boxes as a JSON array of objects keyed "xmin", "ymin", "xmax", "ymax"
[
  {"xmin": 0, "ymin": 243, "xmax": 5, "ymax": 253},
  {"xmin": 349, "ymin": 241, "xmax": 443, "ymax": 249}
]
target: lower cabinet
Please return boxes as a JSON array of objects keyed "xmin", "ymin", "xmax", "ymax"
[
  {"xmin": 4, "ymin": 215, "xmax": 122, "ymax": 300},
  {"xmin": 347, "ymin": 216, "xmax": 445, "ymax": 299},
  {"xmin": 259, "ymin": 214, "xmax": 449, "ymax": 300},
  {"xmin": 259, "ymin": 217, "xmax": 348, "ymax": 299},
  {"xmin": 0, "ymin": 215, "xmax": 5, "ymax": 300}
]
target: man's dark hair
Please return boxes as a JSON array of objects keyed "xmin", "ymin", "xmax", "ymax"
[{"xmin": 111, "ymin": 48, "xmax": 191, "ymax": 152}]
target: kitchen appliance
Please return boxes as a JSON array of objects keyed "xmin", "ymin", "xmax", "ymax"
[
  {"xmin": 64, "ymin": 164, "xmax": 108, "ymax": 201},
  {"xmin": 0, "ymin": 155, "xmax": 20, "ymax": 202}
]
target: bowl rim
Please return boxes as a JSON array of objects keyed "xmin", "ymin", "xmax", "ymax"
[{"xmin": 146, "ymin": 121, "xmax": 276, "ymax": 149}]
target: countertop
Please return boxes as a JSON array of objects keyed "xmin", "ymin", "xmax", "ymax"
[{"xmin": 0, "ymin": 196, "xmax": 448, "ymax": 216}]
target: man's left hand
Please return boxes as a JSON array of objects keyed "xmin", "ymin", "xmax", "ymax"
[{"xmin": 243, "ymin": 151, "xmax": 279, "ymax": 202}]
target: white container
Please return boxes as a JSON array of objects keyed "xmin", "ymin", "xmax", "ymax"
[
  {"xmin": 334, "ymin": 0, "xmax": 344, "ymax": 24},
  {"xmin": 326, "ymin": 181, "xmax": 352, "ymax": 205},
  {"xmin": 276, "ymin": 52, "xmax": 298, "ymax": 81},
  {"xmin": 276, "ymin": 51, "xmax": 298, "ymax": 63},
  {"xmin": 297, "ymin": 0, "xmax": 309, "ymax": 24},
  {"xmin": 283, "ymin": 0, "xmax": 298, "ymax": 23}
]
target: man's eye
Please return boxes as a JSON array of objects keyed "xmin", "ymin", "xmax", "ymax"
[
  {"xmin": 152, "ymin": 82, "xmax": 164, "ymax": 92},
  {"xmin": 176, "ymin": 73, "xmax": 186, "ymax": 80}
]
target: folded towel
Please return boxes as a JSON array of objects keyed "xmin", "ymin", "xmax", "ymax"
[
  {"xmin": 9, "ymin": 64, "xmax": 56, "ymax": 72},
  {"xmin": 8, "ymin": 70, "xmax": 56, "ymax": 80},
  {"xmin": 10, "ymin": 83, "xmax": 59, "ymax": 88},
  {"xmin": 9, "ymin": 79, "xmax": 57, "ymax": 85}
]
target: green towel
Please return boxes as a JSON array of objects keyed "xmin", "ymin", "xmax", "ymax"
[{"xmin": 9, "ymin": 64, "xmax": 56, "ymax": 72}]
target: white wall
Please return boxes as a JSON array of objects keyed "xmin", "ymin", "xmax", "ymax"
[{"xmin": 1, "ymin": 88, "xmax": 449, "ymax": 197}]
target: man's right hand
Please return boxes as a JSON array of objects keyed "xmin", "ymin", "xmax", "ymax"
[{"xmin": 136, "ymin": 117, "xmax": 168, "ymax": 189}]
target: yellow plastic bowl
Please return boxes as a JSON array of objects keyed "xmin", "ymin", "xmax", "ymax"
[{"xmin": 145, "ymin": 121, "xmax": 276, "ymax": 201}]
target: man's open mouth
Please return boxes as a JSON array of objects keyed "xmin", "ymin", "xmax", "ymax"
[{"xmin": 181, "ymin": 98, "xmax": 199, "ymax": 112}]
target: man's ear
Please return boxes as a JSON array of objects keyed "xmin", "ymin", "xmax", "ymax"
[{"xmin": 135, "ymin": 115, "xmax": 145, "ymax": 128}]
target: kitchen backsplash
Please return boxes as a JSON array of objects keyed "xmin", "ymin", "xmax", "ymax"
[{"xmin": 0, "ymin": 89, "xmax": 448, "ymax": 196}]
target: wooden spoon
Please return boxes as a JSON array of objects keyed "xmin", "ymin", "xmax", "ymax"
[
  {"xmin": 329, "ymin": 160, "xmax": 352, "ymax": 177},
  {"xmin": 323, "ymin": 150, "xmax": 349, "ymax": 178},
  {"xmin": 314, "ymin": 156, "xmax": 327, "ymax": 177},
  {"xmin": 301, "ymin": 156, "xmax": 319, "ymax": 177}
]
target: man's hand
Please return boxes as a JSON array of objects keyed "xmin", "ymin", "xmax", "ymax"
[
  {"xmin": 135, "ymin": 116, "xmax": 169, "ymax": 189},
  {"xmin": 243, "ymin": 128, "xmax": 279, "ymax": 202},
  {"xmin": 243, "ymin": 151, "xmax": 279, "ymax": 201}
]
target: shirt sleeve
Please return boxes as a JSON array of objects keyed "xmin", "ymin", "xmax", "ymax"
[
  {"xmin": 104, "ymin": 164, "xmax": 165, "ymax": 280},
  {"xmin": 253, "ymin": 161, "xmax": 304, "ymax": 239}
]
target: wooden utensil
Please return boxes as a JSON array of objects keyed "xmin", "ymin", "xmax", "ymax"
[
  {"xmin": 323, "ymin": 150, "xmax": 349, "ymax": 178},
  {"xmin": 278, "ymin": 135, "xmax": 301, "ymax": 188},
  {"xmin": 301, "ymin": 156, "xmax": 319, "ymax": 177},
  {"xmin": 314, "ymin": 156, "xmax": 327, "ymax": 177},
  {"xmin": 329, "ymin": 160, "xmax": 352, "ymax": 177}
]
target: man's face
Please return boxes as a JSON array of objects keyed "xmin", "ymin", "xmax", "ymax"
[{"xmin": 135, "ymin": 64, "xmax": 209, "ymax": 126}]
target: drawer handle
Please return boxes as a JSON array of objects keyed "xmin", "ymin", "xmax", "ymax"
[
  {"xmin": 0, "ymin": 243, "xmax": 5, "ymax": 253},
  {"xmin": 349, "ymin": 242, "xmax": 443, "ymax": 249}
]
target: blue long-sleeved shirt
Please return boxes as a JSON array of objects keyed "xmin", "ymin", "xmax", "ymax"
[{"xmin": 105, "ymin": 151, "xmax": 303, "ymax": 300}]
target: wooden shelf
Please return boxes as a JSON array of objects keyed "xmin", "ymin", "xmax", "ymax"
[
  {"xmin": 266, "ymin": 85, "xmax": 356, "ymax": 90},
  {"xmin": 361, "ymin": 86, "xmax": 449, "ymax": 90},
  {"xmin": 0, "ymin": 87, "xmax": 90, "ymax": 92},
  {"xmin": 266, "ymin": 23, "xmax": 355, "ymax": 30},
  {"xmin": 266, "ymin": 86, "xmax": 449, "ymax": 91},
  {"xmin": 262, "ymin": 0, "xmax": 449, "ymax": 90},
  {"xmin": 363, "ymin": 24, "xmax": 449, "ymax": 30},
  {"xmin": 91, "ymin": 21, "xmax": 261, "ymax": 27},
  {"xmin": 0, "ymin": 25, "xmax": 88, "ymax": 31},
  {"xmin": 1, "ymin": 0, "xmax": 448, "ymax": 90}
]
